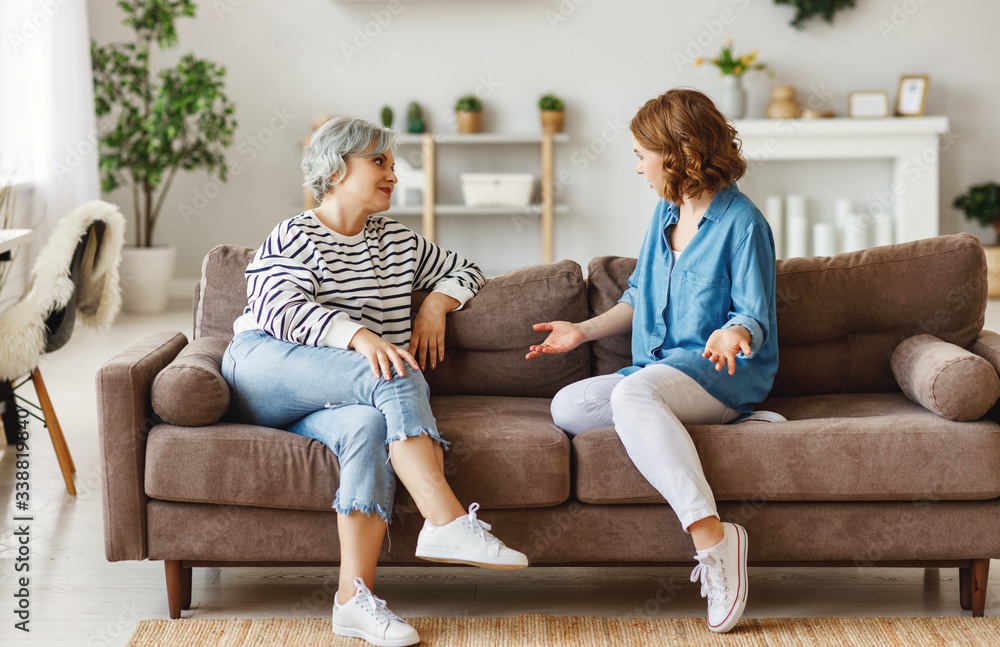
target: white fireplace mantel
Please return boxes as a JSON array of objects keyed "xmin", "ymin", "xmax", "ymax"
[{"xmin": 733, "ymin": 116, "xmax": 951, "ymax": 244}]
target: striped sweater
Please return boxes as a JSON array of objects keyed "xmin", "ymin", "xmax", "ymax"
[{"xmin": 233, "ymin": 211, "xmax": 486, "ymax": 348}]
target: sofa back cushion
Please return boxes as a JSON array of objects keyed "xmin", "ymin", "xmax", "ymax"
[
  {"xmin": 587, "ymin": 233, "xmax": 987, "ymax": 396},
  {"xmin": 194, "ymin": 244, "xmax": 256, "ymax": 340},
  {"xmin": 417, "ymin": 260, "xmax": 591, "ymax": 397},
  {"xmin": 194, "ymin": 245, "xmax": 590, "ymax": 397}
]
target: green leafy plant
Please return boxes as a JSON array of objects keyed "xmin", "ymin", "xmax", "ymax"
[
  {"xmin": 774, "ymin": 0, "xmax": 856, "ymax": 29},
  {"xmin": 695, "ymin": 39, "xmax": 771, "ymax": 77},
  {"xmin": 406, "ymin": 101, "xmax": 425, "ymax": 133},
  {"xmin": 380, "ymin": 106, "xmax": 393, "ymax": 128},
  {"xmin": 954, "ymin": 182, "xmax": 1000, "ymax": 231},
  {"xmin": 538, "ymin": 94, "xmax": 565, "ymax": 111},
  {"xmin": 454, "ymin": 95, "xmax": 483, "ymax": 112},
  {"xmin": 91, "ymin": 0, "xmax": 237, "ymax": 247}
]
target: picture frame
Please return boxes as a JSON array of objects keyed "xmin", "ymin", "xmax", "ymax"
[
  {"xmin": 848, "ymin": 91, "xmax": 890, "ymax": 118},
  {"xmin": 896, "ymin": 75, "xmax": 929, "ymax": 117}
]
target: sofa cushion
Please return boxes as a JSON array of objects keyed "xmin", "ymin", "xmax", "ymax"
[
  {"xmin": 587, "ymin": 256, "xmax": 636, "ymax": 375},
  {"xmin": 891, "ymin": 334, "xmax": 1000, "ymax": 421},
  {"xmin": 585, "ymin": 235, "xmax": 987, "ymax": 395},
  {"xmin": 572, "ymin": 392, "xmax": 1000, "ymax": 504},
  {"xmin": 194, "ymin": 244, "xmax": 256, "ymax": 340},
  {"xmin": 150, "ymin": 337, "xmax": 231, "ymax": 426},
  {"xmin": 416, "ymin": 260, "xmax": 591, "ymax": 398},
  {"xmin": 144, "ymin": 396, "xmax": 570, "ymax": 512}
]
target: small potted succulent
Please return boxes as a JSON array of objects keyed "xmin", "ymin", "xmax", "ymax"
[
  {"xmin": 406, "ymin": 101, "xmax": 425, "ymax": 134},
  {"xmin": 380, "ymin": 105, "xmax": 393, "ymax": 129},
  {"xmin": 538, "ymin": 94, "xmax": 565, "ymax": 134},
  {"xmin": 454, "ymin": 95, "xmax": 483, "ymax": 134},
  {"xmin": 954, "ymin": 181, "xmax": 1000, "ymax": 295}
]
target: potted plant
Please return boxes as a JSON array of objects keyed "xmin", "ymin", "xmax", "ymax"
[
  {"xmin": 91, "ymin": 0, "xmax": 237, "ymax": 313},
  {"xmin": 380, "ymin": 105, "xmax": 393, "ymax": 129},
  {"xmin": 454, "ymin": 95, "xmax": 483, "ymax": 134},
  {"xmin": 694, "ymin": 39, "xmax": 771, "ymax": 119},
  {"xmin": 406, "ymin": 101, "xmax": 425, "ymax": 134},
  {"xmin": 954, "ymin": 181, "xmax": 1000, "ymax": 296},
  {"xmin": 538, "ymin": 94, "xmax": 565, "ymax": 134}
]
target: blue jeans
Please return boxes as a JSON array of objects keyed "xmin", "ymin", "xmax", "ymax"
[{"xmin": 221, "ymin": 330, "xmax": 448, "ymax": 522}]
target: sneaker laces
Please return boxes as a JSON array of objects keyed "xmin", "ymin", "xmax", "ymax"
[
  {"xmin": 690, "ymin": 553, "xmax": 730, "ymax": 605},
  {"xmin": 464, "ymin": 503, "xmax": 502, "ymax": 546},
  {"xmin": 351, "ymin": 577, "xmax": 401, "ymax": 626}
]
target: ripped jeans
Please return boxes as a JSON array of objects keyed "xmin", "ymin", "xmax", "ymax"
[{"xmin": 221, "ymin": 330, "xmax": 448, "ymax": 523}]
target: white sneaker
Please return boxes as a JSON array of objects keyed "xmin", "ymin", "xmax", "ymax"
[
  {"xmin": 739, "ymin": 410, "xmax": 786, "ymax": 423},
  {"xmin": 415, "ymin": 502, "xmax": 528, "ymax": 570},
  {"xmin": 690, "ymin": 522, "xmax": 749, "ymax": 634},
  {"xmin": 331, "ymin": 577, "xmax": 419, "ymax": 647}
]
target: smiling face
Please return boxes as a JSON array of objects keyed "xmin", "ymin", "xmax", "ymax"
[
  {"xmin": 333, "ymin": 147, "xmax": 397, "ymax": 215},
  {"xmin": 633, "ymin": 136, "xmax": 666, "ymax": 198}
]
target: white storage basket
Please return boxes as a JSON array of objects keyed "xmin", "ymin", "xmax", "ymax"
[{"xmin": 460, "ymin": 173, "xmax": 535, "ymax": 207}]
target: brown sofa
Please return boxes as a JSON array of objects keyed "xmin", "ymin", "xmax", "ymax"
[{"xmin": 97, "ymin": 233, "xmax": 1000, "ymax": 619}]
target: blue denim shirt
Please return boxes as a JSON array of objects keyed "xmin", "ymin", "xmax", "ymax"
[{"xmin": 618, "ymin": 184, "xmax": 778, "ymax": 414}]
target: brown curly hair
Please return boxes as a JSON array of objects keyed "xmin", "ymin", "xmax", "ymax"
[{"xmin": 630, "ymin": 88, "xmax": 746, "ymax": 205}]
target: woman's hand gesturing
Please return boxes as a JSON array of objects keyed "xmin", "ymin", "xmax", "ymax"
[
  {"xmin": 526, "ymin": 321, "xmax": 586, "ymax": 359},
  {"xmin": 702, "ymin": 326, "xmax": 752, "ymax": 375},
  {"xmin": 350, "ymin": 328, "xmax": 420, "ymax": 380}
]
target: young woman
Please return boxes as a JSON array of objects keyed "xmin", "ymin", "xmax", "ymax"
[
  {"xmin": 527, "ymin": 88, "xmax": 780, "ymax": 633},
  {"xmin": 222, "ymin": 116, "xmax": 527, "ymax": 647}
]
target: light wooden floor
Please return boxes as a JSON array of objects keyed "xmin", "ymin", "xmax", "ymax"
[{"xmin": 3, "ymin": 297, "xmax": 1000, "ymax": 646}]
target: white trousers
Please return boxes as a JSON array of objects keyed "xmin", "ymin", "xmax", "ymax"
[{"xmin": 551, "ymin": 364, "xmax": 740, "ymax": 531}]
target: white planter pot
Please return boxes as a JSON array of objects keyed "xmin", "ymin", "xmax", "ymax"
[
  {"xmin": 719, "ymin": 75, "xmax": 747, "ymax": 119},
  {"xmin": 120, "ymin": 246, "xmax": 176, "ymax": 314}
]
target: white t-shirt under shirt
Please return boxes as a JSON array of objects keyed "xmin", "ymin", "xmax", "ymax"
[{"xmin": 233, "ymin": 211, "xmax": 486, "ymax": 348}]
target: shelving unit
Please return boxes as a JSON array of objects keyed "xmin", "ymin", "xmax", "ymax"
[
  {"xmin": 395, "ymin": 132, "xmax": 569, "ymax": 263},
  {"xmin": 303, "ymin": 132, "xmax": 569, "ymax": 262}
]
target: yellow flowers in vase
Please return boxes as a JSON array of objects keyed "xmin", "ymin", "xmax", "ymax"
[
  {"xmin": 695, "ymin": 40, "xmax": 772, "ymax": 119},
  {"xmin": 695, "ymin": 39, "xmax": 771, "ymax": 77}
]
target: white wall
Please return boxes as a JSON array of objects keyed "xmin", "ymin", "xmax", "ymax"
[{"xmin": 86, "ymin": 0, "xmax": 1000, "ymax": 285}]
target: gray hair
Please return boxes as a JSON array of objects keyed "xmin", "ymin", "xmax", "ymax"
[{"xmin": 302, "ymin": 116, "xmax": 397, "ymax": 202}]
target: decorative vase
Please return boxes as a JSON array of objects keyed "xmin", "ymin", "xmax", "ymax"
[
  {"xmin": 766, "ymin": 85, "xmax": 802, "ymax": 119},
  {"xmin": 456, "ymin": 111, "xmax": 481, "ymax": 134},
  {"xmin": 719, "ymin": 75, "xmax": 746, "ymax": 119},
  {"xmin": 120, "ymin": 245, "xmax": 176, "ymax": 314},
  {"xmin": 540, "ymin": 110, "xmax": 565, "ymax": 134}
]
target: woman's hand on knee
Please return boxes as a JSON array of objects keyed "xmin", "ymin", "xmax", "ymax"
[
  {"xmin": 350, "ymin": 328, "xmax": 420, "ymax": 380},
  {"xmin": 527, "ymin": 321, "xmax": 586, "ymax": 359},
  {"xmin": 703, "ymin": 326, "xmax": 751, "ymax": 375}
]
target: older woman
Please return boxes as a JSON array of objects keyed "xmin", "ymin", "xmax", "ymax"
[
  {"xmin": 222, "ymin": 117, "xmax": 527, "ymax": 647},
  {"xmin": 528, "ymin": 89, "xmax": 782, "ymax": 634}
]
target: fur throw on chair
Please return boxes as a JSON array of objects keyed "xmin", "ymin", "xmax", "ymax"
[{"xmin": 0, "ymin": 200, "xmax": 125, "ymax": 380}]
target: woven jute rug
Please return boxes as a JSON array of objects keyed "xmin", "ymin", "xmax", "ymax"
[{"xmin": 125, "ymin": 614, "xmax": 1000, "ymax": 646}]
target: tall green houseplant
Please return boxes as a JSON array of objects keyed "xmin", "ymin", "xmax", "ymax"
[{"xmin": 91, "ymin": 0, "xmax": 237, "ymax": 247}]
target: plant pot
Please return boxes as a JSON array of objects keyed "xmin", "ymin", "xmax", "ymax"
[
  {"xmin": 120, "ymin": 245, "xmax": 176, "ymax": 314},
  {"xmin": 719, "ymin": 75, "xmax": 746, "ymax": 119},
  {"xmin": 540, "ymin": 110, "xmax": 565, "ymax": 134},
  {"xmin": 456, "ymin": 111, "xmax": 482, "ymax": 134}
]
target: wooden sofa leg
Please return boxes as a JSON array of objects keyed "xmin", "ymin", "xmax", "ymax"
[
  {"xmin": 181, "ymin": 564, "xmax": 192, "ymax": 610},
  {"xmin": 970, "ymin": 559, "xmax": 990, "ymax": 617},
  {"xmin": 165, "ymin": 560, "xmax": 192, "ymax": 619},
  {"xmin": 960, "ymin": 566, "xmax": 972, "ymax": 610}
]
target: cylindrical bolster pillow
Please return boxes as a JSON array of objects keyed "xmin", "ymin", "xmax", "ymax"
[
  {"xmin": 891, "ymin": 334, "xmax": 1000, "ymax": 421},
  {"xmin": 151, "ymin": 336, "xmax": 231, "ymax": 426}
]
